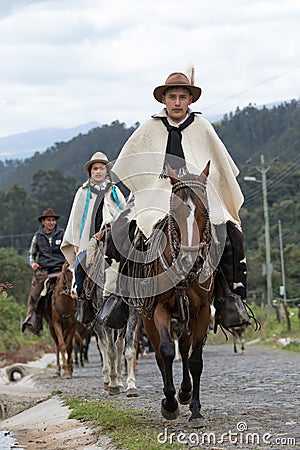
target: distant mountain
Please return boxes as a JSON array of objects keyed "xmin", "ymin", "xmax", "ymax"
[{"xmin": 0, "ymin": 121, "xmax": 101, "ymax": 160}]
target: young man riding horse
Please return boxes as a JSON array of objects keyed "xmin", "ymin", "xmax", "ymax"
[
  {"xmin": 22, "ymin": 208, "xmax": 65, "ymax": 336},
  {"xmin": 107, "ymin": 68, "xmax": 251, "ymax": 330}
]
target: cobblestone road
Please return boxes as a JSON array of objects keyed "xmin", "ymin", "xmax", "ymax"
[{"xmin": 34, "ymin": 338, "xmax": 299, "ymax": 450}]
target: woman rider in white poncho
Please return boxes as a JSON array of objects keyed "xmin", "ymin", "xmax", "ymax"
[{"xmin": 61, "ymin": 152, "xmax": 126, "ymax": 321}]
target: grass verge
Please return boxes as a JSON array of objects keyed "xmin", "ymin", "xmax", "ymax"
[{"xmin": 67, "ymin": 398, "xmax": 182, "ymax": 450}]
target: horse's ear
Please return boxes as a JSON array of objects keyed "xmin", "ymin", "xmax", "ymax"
[
  {"xmin": 203, "ymin": 160, "xmax": 210, "ymax": 176},
  {"xmin": 166, "ymin": 163, "xmax": 180, "ymax": 186},
  {"xmin": 198, "ymin": 161, "xmax": 210, "ymax": 184}
]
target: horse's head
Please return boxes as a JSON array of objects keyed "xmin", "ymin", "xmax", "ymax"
[
  {"xmin": 60, "ymin": 260, "xmax": 77, "ymax": 298},
  {"xmin": 167, "ymin": 161, "xmax": 211, "ymax": 275}
]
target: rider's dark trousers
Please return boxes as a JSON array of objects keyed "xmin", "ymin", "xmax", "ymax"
[{"xmin": 26, "ymin": 270, "xmax": 49, "ymax": 317}]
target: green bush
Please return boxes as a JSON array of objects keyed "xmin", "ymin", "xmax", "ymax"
[
  {"xmin": 0, "ymin": 294, "xmax": 26, "ymax": 351},
  {"xmin": 0, "ymin": 247, "xmax": 32, "ymax": 304}
]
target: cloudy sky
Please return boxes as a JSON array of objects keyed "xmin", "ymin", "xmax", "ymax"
[{"xmin": 0, "ymin": 0, "xmax": 299, "ymax": 137}]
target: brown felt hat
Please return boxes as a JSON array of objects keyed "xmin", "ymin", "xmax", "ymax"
[
  {"xmin": 38, "ymin": 208, "xmax": 60, "ymax": 222},
  {"xmin": 84, "ymin": 151, "xmax": 112, "ymax": 173},
  {"xmin": 153, "ymin": 72, "xmax": 202, "ymax": 103}
]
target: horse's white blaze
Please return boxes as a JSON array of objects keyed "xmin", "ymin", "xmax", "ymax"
[
  {"xmin": 71, "ymin": 270, "xmax": 77, "ymax": 298},
  {"xmin": 186, "ymin": 198, "xmax": 196, "ymax": 247}
]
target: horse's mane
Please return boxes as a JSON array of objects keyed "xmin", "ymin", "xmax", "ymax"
[{"xmin": 179, "ymin": 172, "xmax": 198, "ymax": 182}]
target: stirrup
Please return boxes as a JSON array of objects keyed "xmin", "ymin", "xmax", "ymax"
[
  {"xmin": 77, "ymin": 295, "xmax": 95, "ymax": 325},
  {"xmin": 97, "ymin": 294, "xmax": 129, "ymax": 329},
  {"xmin": 214, "ymin": 292, "xmax": 251, "ymax": 331},
  {"xmin": 214, "ymin": 293, "xmax": 261, "ymax": 336},
  {"xmin": 22, "ymin": 312, "xmax": 37, "ymax": 333}
]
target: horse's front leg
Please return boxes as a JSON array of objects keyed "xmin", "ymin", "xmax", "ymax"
[
  {"xmin": 185, "ymin": 296, "xmax": 211, "ymax": 427},
  {"xmin": 177, "ymin": 332, "xmax": 192, "ymax": 405},
  {"xmin": 94, "ymin": 325, "xmax": 110, "ymax": 389},
  {"xmin": 124, "ymin": 308, "xmax": 139, "ymax": 397},
  {"xmin": 115, "ymin": 333, "xmax": 125, "ymax": 391},
  {"xmin": 65, "ymin": 326, "xmax": 76, "ymax": 376},
  {"xmin": 55, "ymin": 346, "xmax": 61, "ymax": 377},
  {"xmin": 49, "ymin": 325, "xmax": 61, "ymax": 377},
  {"xmin": 106, "ymin": 329, "xmax": 122, "ymax": 395},
  {"xmin": 154, "ymin": 304, "xmax": 179, "ymax": 420},
  {"xmin": 188, "ymin": 342, "xmax": 205, "ymax": 428},
  {"xmin": 53, "ymin": 321, "xmax": 71, "ymax": 379}
]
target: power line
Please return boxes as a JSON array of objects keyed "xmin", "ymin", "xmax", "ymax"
[
  {"xmin": 243, "ymin": 140, "xmax": 300, "ymax": 207},
  {"xmin": 244, "ymin": 155, "xmax": 300, "ymax": 207},
  {"xmin": 204, "ymin": 66, "xmax": 300, "ymax": 111}
]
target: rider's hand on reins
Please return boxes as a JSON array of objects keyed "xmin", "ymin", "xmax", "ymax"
[
  {"xmin": 31, "ymin": 262, "xmax": 40, "ymax": 271},
  {"xmin": 94, "ymin": 225, "xmax": 111, "ymax": 241}
]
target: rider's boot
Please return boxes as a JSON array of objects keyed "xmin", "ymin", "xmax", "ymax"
[
  {"xmin": 21, "ymin": 310, "xmax": 37, "ymax": 333},
  {"xmin": 77, "ymin": 292, "xmax": 94, "ymax": 325},
  {"xmin": 30, "ymin": 313, "xmax": 43, "ymax": 336},
  {"xmin": 214, "ymin": 222, "xmax": 251, "ymax": 331},
  {"xmin": 33, "ymin": 298, "xmax": 46, "ymax": 336}
]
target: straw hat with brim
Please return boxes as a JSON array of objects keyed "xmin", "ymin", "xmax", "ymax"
[
  {"xmin": 84, "ymin": 151, "xmax": 112, "ymax": 173},
  {"xmin": 38, "ymin": 208, "xmax": 60, "ymax": 222},
  {"xmin": 153, "ymin": 72, "xmax": 202, "ymax": 103}
]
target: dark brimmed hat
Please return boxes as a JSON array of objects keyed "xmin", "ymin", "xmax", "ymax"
[
  {"xmin": 38, "ymin": 208, "xmax": 60, "ymax": 222},
  {"xmin": 84, "ymin": 151, "xmax": 112, "ymax": 173},
  {"xmin": 153, "ymin": 72, "xmax": 202, "ymax": 103}
]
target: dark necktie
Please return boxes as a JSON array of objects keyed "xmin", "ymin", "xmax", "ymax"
[
  {"xmin": 90, "ymin": 183, "xmax": 111, "ymax": 237},
  {"xmin": 160, "ymin": 113, "xmax": 195, "ymax": 172}
]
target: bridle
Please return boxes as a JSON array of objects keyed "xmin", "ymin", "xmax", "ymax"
[
  {"xmin": 52, "ymin": 265, "xmax": 75, "ymax": 320},
  {"xmin": 59, "ymin": 268, "xmax": 73, "ymax": 297},
  {"xmin": 167, "ymin": 179, "xmax": 211, "ymax": 268}
]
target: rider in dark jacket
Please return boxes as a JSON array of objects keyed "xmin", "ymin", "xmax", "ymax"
[{"xmin": 21, "ymin": 208, "xmax": 65, "ymax": 335}]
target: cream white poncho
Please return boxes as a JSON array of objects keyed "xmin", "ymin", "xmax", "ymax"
[
  {"xmin": 61, "ymin": 180, "xmax": 126, "ymax": 268},
  {"xmin": 112, "ymin": 108, "xmax": 244, "ymax": 238}
]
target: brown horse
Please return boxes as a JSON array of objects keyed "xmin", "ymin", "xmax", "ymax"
[
  {"xmin": 141, "ymin": 162, "xmax": 215, "ymax": 427},
  {"xmin": 46, "ymin": 261, "xmax": 77, "ymax": 378}
]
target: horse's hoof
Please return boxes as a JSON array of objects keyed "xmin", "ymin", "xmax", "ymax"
[
  {"xmin": 161, "ymin": 405, "xmax": 180, "ymax": 420},
  {"xmin": 188, "ymin": 415, "xmax": 205, "ymax": 428},
  {"xmin": 178, "ymin": 389, "xmax": 192, "ymax": 405},
  {"xmin": 62, "ymin": 373, "xmax": 72, "ymax": 379},
  {"xmin": 53, "ymin": 372, "xmax": 61, "ymax": 378},
  {"xmin": 126, "ymin": 388, "xmax": 139, "ymax": 398},
  {"xmin": 109, "ymin": 386, "xmax": 121, "ymax": 395}
]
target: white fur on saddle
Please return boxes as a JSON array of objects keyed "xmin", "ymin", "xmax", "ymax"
[
  {"xmin": 86, "ymin": 237, "xmax": 104, "ymax": 269},
  {"xmin": 40, "ymin": 272, "xmax": 61, "ymax": 297},
  {"xmin": 40, "ymin": 278, "xmax": 50, "ymax": 297}
]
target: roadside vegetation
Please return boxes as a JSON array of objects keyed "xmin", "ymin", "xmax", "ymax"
[
  {"xmin": 0, "ymin": 293, "xmax": 53, "ymax": 367},
  {"xmin": 67, "ymin": 398, "xmax": 182, "ymax": 450}
]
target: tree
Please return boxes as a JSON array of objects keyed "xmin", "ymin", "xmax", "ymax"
[
  {"xmin": 0, "ymin": 247, "xmax": 32, "ymax": 304},
  {"xmin": 0, "ymin": 293, "xmax": 26, "ymax": 350},
  {"xmin": 31, "ymin": 169, "xmax": 77, "ymax": 227},
  {"xmin": 0, "ymin": 185, "xmax": 37, "ymax": 252}
]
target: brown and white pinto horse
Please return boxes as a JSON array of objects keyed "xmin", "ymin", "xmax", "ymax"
[
  {"xmin": 142, "ymin": 162, "xmax": 214, "ymax": 427},
  {"xmin": 46, "ymin": 261, "xmax": 77, "ymax": 378}
]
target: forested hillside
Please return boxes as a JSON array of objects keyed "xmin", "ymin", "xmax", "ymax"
[
  {"xmin": 0, "ymin": 120, "xmax": 138, "ymax": 191},
  {"xmin": 0, "ymin": 101, "xmax": 299, "ymax": 304}
]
